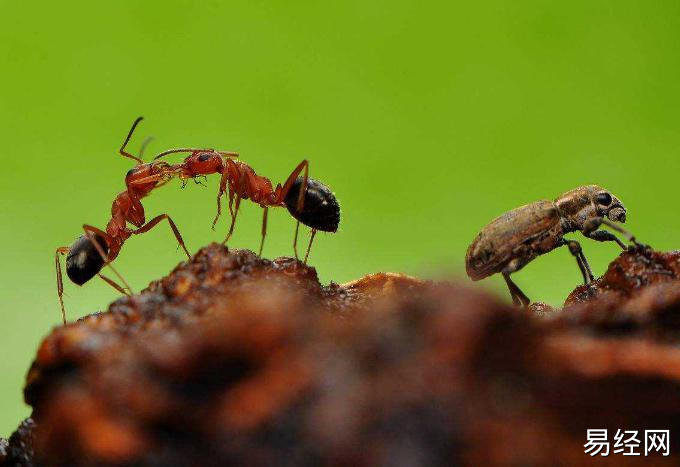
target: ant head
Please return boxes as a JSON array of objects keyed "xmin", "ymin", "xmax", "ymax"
[
  {"xmin": 285, "ymin": 178, "xmax": 340, "ymax": 232},
  {"xmin": 185, "ymin": 151, "xmax": 224, "ymax": 175},
  {"xmin": 66, "ymin": 234, "xmax": 109, "ymax": 285},
  {"xmin": 125, "ymin": 164, "xmax": 152, "ymax": 185},
  {"xmin": 125, "ymin": 166, "xmax": 141, "ymax": 184}
]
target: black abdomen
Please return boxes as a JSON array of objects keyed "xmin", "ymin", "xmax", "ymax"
[
  {"xmin": 66, "ymin": 234, "xmax": 110, "ymax": 285},
  {"xmin": 284, "ymin": 178, "xmax": 340, "ymax": 232}
]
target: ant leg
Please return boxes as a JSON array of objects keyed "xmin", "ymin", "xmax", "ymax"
[
  {"xmin": 292, "ymin": 221, "xmax": 301, "ymax": 260},
  {"xmin": 277, "ymin": 160, "xmax": 309, "ymax": 211},
  {"xmin": 119, "ymin": 117, "xmax": 145, "ymax": 164},
  {"xmin": 223, "ymin": 167, "xmax": 252, "ymax": 244},
  {"xmin": 97, "ymin": 273, "xmax": 131, "ymax": 296},
  {"xmin": 55, "ymin": 247, "xmax": 69, "ymax": 324},
  {"xmin": 131, "ymin": 214, "xmax": 191, "ymax": 259},
  {"xmin": 212, "ymin": 158, "xmax": 239, "ymax": 229},
  {"xmin": 259, "ymin": 207, "xmax": 269, "ymax": 256},
  {"xmin": 82, "ymin": 225, "xmax": 134, "ymax": 295},
  {"xmin": 223, "ymin": 195, "xmax": 242, "ymax": 244},
  {"xmin": 275, "ymin": 160, "xmax": 309, "ymax": 259},
  {"xmin": 212, "ymin": 166, "xmax": 229, "ymax": 229},
  {"xmin": 304, "ymin": 229, "xmax": 317, "ymax": 264},
  {"xmin": 228, "ymin": 186, "xmax": 235, "ymax": 217},
  {"xmin": 502, "ymin": 271, "xmax": 530, "ymax": 307}
]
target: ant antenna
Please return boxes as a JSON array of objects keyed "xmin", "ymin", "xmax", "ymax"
[
  {"xmin": 138, "ymin": 136, "xmax": 154, "ymax": 159},
  {"xmin": 120, "ymin": 116, "xmax": 145, "ymax": 164},
  {"xmin": 153, "ymin": 148, "xmax": 239, "ymax": 161}
]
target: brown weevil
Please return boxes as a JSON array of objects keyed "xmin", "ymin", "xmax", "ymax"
[{"xmin": 465, "ymin": 185, "xmax": 642, "ymax": 306}]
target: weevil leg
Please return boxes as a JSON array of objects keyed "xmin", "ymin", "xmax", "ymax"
[
  {"xmin": 562, "ymin": 239, "xmax": 594, "ymax": 284},
  {"xmin": 583, "ymin": 217, "xmax": 644, "ymax": 249},
  {"xmin": 586, "ymin": 230, "xmax": 627, "ymax": 250},
  {"xmin": 583, "ymin": 217, "xmax": 626, "ymax": 249},
  {"xmin": 502, "ymin": 272, "xmax": 530, "ymax": 307},
  {"xmin": 600, "ymin": 219, "xmax": 646, "ymax": 248}
]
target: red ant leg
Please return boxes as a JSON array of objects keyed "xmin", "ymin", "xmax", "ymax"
[
  {"xmin": 212, "ymin": 160, "xmax": 234, "ymax": 229},
  {"xmin": 119, "ymin": 117, "xmax": 145, "ymax": 164},
  {"xmin": 223, "ymin": 195, "xmax": 242, "ymax": 245},
  {"xmin": 228, "ymin": 186, "xmax": 235, "ymax": 216},
  {"xmin": 304, "ymin": 229, "xmax": 317, "ymax": 265},
  {"xmin": 259, "ymin": 207, "xmax": 269, "ymax": 256},
  {"xmin": 278, "ymin": 159, "xmax": 310, "ymax": 211},
  {"xmin": 212, "ymin": 158, "xmax": 241, "ymax": 229},
  {"xmin": 276, "ymin": 160, "xmax": 309, "ymax": 259},
  {"xmin": 97, "ymin": 273, "xmax": 131, "ymax": 296},
  {"xmin": 222, "ymin": 163, "xmax": 255, "ymax": 245},
  {"xmin": 130, "ymin": 214, "xmax": 191, "ymax": 259},
  {"xmin": 212, "ymin": 181, "xmax": 225, "ymax": 230},
  {"xmin": 55, "ymin": 245, "xmax": 132, "ymax": 324},
  {"xmin": 55, "ymin": 247, "xmax": 69, "ymax": 324},
  {"xmin": 82, "ymin": 225, "xmax": 134, "ymax": 295},
  {"xmin": 292, "ymin": 221, "xmax": 301, "ymax": 260}
]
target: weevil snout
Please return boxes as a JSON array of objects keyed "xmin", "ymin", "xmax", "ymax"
[{"xmin": 608, "ymin": 207, "xmax": 626, "ymax": 223}]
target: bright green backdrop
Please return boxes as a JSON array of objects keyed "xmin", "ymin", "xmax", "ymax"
[{"xmin": 2, "ymin": 0, "xmax": 680, "ymax": 436}]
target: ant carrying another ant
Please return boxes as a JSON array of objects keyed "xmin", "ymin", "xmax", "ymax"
[
  {"xmin": 54, "ymin": 118, "xmax": 209, "ymax": 324},
  {"xmin": 55, "ymin": 117, "xmax": 340, "ymax": 323}
]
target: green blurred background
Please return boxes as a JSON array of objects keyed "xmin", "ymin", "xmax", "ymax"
[{"xmin": 2, "ymin": 0, "xmax": 680, "ymax": 436}]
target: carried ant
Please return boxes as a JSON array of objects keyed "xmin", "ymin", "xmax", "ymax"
[
  {"xmin": 54, "ymin": 117, "xmax": 222, "ymax": 324},
  {"xmin": 152, "ymin": 148, "xmax": 340, "ymax": 262}
]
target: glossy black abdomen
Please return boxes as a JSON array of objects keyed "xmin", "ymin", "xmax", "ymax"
[
  {"xmin": 285, "ymin": 178, "xmax": 340, "ymax": 232},
  {"xmin": 66, "ymin": 234, "xmax": 110, "ymax": 285}
]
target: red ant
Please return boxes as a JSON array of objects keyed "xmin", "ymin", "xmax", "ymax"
[
  {"xmin": 54, "ymin": 117, "xmax": 216, "ymax": 324},
  {"xmin": 152, "ymin": 148, "xmax": 340, "ymax": 262}
]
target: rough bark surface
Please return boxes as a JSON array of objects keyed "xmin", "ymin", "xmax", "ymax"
[{"xmin": 3, "ymin": 244, "xmax": 680, "ymax": 466}]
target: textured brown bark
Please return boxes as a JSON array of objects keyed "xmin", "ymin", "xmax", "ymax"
[{"xmin": 4, "ymin": 244, "xmax": 680, "ymax": 466}]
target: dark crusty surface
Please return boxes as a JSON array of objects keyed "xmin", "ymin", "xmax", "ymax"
[{"xmin": 5, "ymin": 243, "xmax": 680, "ymax": 466}]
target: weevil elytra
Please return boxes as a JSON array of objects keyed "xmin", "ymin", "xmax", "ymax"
[{"xmin": 465, "ymin": 185, "xmax": 641, "ymax": 306}]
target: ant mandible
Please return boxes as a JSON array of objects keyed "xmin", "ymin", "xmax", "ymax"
[
  {"xmin": 54, "ymin": 118, "xmax": 200, "ymax": 324},
  {"xmin": 153, "ymin": 148, "xmax": 340, "ymax": 262}
]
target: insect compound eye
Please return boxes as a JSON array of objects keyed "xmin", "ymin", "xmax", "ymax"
[
  {"xmin": 596, "ymin": 192, "xmax": 612, "ymax": 206},
  {"xmin": 126, "ymin": 168, "xmax": 136, "ymax": 178},
  {"xmin": 198, "ymin": 153, "xmax": 212, "ymax": 162}
]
